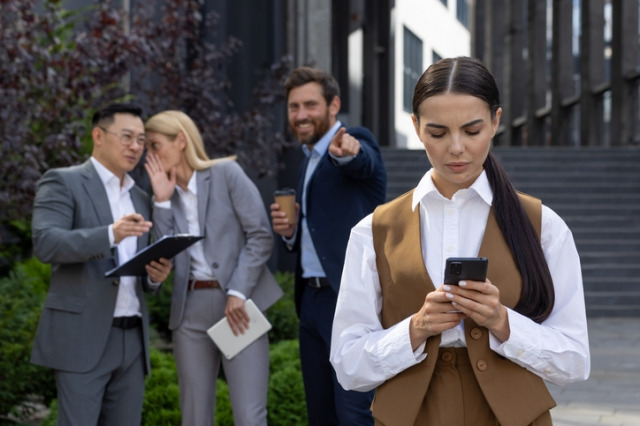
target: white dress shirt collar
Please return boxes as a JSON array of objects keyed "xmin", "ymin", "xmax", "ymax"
[
  {"xmin": 412, "ymin": 168, "xmax": 493, "ymax": 211},
  {"xmin": 90, "ymin": 156, "xmax": 135, "ymax": 192},
  {"xmin": 175, "ymin": 170, "xmax": 198, "ymax": 197},
  {"xmin": 301, "ymin": 120, "xmax": 342, "ymax": 158}
]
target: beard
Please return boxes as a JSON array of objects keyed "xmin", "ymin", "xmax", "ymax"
[{"xmin": 291, "ymin": 110, "xmax": 332, "ymax": 145}]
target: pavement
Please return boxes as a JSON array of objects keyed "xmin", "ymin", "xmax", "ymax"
[{"xmin": 547, "ymin": 317, "xmax": 640, "ymax": 426}]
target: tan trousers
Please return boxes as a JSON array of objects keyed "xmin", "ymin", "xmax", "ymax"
[{"xmin": 376, "ymin": 348, "xmax": 552, "ymax": 426}]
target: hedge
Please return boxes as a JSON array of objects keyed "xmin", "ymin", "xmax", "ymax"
[{"xmin": 1, "ymin": 258, "xmax": 306, "ymax": 425}]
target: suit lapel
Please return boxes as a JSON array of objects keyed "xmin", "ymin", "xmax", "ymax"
[
  {"xmin": 196, "ymin": 170, "xmax": 210, "ymax": 236},
  {"xmin": 171, "ymin": 191, "xmax": 190, "ymax": 235},
  {"xmin": 302, "ymin": 125, "xmax": 340, "ymax": 190},
  {"xmin": 80, "ymin": 160, "xmax": 114, "ymax": 227},
  {"xmin": 296, "ymin": 156, "xmax": 309, "ymax": 204},
  {"xmin": 130, "ymin": 187, "xmax": 149, "ymax": 251}
]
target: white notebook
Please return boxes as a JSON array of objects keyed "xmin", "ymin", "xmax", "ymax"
[{"xmin": 206, "ymin": 299, "xmax": 272, "ymax": 360}]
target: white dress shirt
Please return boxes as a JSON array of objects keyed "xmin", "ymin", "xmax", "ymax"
[
  {"xmin": 330, "ymin": 169, "xmax": 591, "ymax": 392},
  {"xmin": 285, "ymin": 120, "xmax": 353, "ymax": 278},
  {"xmin": 157, "ymin": 171, "xmax": 245, "ymax": 300},
  {"xmin": 175, "ymin": 173, "xmax": 215, "ymax": 281},
  {"xmin": 91, "ymin": 157, "xmax": 141, "ymax": 318}
]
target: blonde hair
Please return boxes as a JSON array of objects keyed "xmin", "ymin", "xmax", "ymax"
[{"xmin": 145, "ymin": 110, "xmax": 236, "ymax": 171}]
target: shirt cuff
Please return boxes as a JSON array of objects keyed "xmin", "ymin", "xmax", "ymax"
[
  {"xmin": 108, "ymin": 224, "xmax": 115, "ymax": 247},
  {"xmin": 227, "ymin": 289, "xmax": 246, "ymax": 301},
  {"xmin": 154, "ymin": 200, "xmax": 171, "ymax": 209},
  {"xmin": 147, "ymin": 276, "xmax": 162, "ymax": 289},
  {"xmin": 490, "ymin": 308, "xmax": 539, "ymax": 361},
  {"xmin": 329, "ymin": 151, "xmax": 355, "ymax": 164},
  {"xmin": 282, "ymin": 231, "xmax": 296, "ymax": 246},
  {"xmin": 378, "ymin": 317, "xmax": 427, "ymax": 376}
]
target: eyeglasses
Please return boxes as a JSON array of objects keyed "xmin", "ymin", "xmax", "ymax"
[{"xmin": 99, "ymin": 127, "xmax": 146, "ymax": 147}]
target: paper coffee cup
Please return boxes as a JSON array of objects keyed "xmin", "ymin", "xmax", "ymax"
[{"xmin": 273, "ymin": 188, "xmax": 296, "ymax": 225}]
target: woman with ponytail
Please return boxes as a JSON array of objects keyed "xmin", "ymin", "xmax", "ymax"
[
  {"xmin": 144, "ymin": 110, "xmax": 282, "ymax": 426},
  {"xmin": 330, "ymin": 57, "xmax": 590, "ymax": 425}
]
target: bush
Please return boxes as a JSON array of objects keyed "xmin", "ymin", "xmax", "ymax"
[
  {"xmin": 43, "ymin": 348, "xmax": 187, "ymax": 426},
  {"xmin": 141, "ymin": 348, "xmax": 182, "ymax": 425},
  {"xmin": 146, "ymin": 274, "xmax": 174, "ymax": 343},
  {"xmin": 6, "ymin": 261, "xmax": 303, "ymax": 424},
  {"xmin": 39, "ymin": 399, "xmax": 56, "ymax": 426},
  {"xmin": 267, "ymin": 271, "xmax": 299, "ymax": 343},
  {"xmin": 268, "ymin": 340, "xmax": 307, "ymax": 425},
  {"xmin": 215, "ymin": 339, "xmax": 306, "ymax": 425},
  {"xmin": 141, "ymin": 341, "xmax": 306, "ymax": 426},
  {"xmin": 40, "ymin": 341, "xmax": 307, "ymax": 425},
  {"xmin": 0, "ymin": 257, "xmax": 55, "ymax": 422},
  {"xmin": 214, "ymin": 379, "xmax": 233, "ymax": 426}
]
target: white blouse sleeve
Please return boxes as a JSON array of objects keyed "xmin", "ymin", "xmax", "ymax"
[
  {"xmin": 489, "ymin": 205, "xmax": 591, "ymax": 384},
  {"xmin": 330, "ymin": 215, "xmax": 427, "ymax": 392}
]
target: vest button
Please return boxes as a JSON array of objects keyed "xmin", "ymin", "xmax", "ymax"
[
  {"xmin": 471, "ymin": 328, "xmax": 483, "ymax": 340},
  {"xmin": 441, "ymin": 350, "xmax": 453, "ymax": 362},
  {"xmin": 212, "ymin": 262, "xmax": 219, "ymax": 269},
  {"xmin": 476, "ymin": 360, "xmax": 487, "ymax": 371},
  {"xmin": 112, "ymin": 279, "xmax": 119, "ymax": 286}
]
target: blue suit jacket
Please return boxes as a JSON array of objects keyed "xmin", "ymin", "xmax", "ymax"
[{"xmin": 290, "ymin": 126, "xmax": 386, "ymax": 314}]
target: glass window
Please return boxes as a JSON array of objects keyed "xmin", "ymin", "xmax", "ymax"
[
  {"xmin": 457, "ymin": 0, "xmax": 469, "ymax": 27},
  {"xmin": 403, "ymin": 26, "xmax": 423, "ymax": 112}
]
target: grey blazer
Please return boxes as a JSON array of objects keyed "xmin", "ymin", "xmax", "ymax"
[
  {"xmin": 30, "ymin": 160, "xmax": 155, "ymax": 374},
  {"xmin": 152, "ymin": 160, "xmax": 282, "ymax": 330}
]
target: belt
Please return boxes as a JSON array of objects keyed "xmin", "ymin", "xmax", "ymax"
[
  {"xmin": 112, "ymin": 316, "xmax": 141, "ymax": 329},
  {"xmin": 189, "ymin": 279, "xmax": 221, "ymax": 290},
  {"xmin": 306, "ymin": 277, "xmax": 330, "ymax": 288}
]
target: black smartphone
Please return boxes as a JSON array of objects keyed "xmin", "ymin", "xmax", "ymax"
[{"xmin": 444, "ymin": 257, "xmax": 488, "ymax": 285}]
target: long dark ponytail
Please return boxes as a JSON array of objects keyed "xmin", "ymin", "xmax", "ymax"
[
  {"xmin": 483, "ymin": 152, "xmax": 554, "ymax": 322},
  {"xmin": 413, "ymin": 57, "xmax": 554, "ymax": 322}
]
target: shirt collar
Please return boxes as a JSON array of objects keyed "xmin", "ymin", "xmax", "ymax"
[
  {"xmin": 412, "ymin": 168, "xmax": 493, "ymax": 211},
  {"xmin": 90, "ymin": 157, "xmax": 135, "ymax": 192},
  {"xmin": 302, "ymin": 120, "xmax": 342, "ymax": 158},
  {"xmin": 176, "ymin": 170, "xmax": 198, "ymax": 196}
]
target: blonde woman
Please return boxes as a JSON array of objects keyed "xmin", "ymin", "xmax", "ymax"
[{"xmin": 144, "ymin": 110, "xmax": 282, "ymax": 426}]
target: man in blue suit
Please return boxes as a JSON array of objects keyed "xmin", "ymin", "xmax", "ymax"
[{"xmin": 271, "ymin": 67, "xmax": 386, "ymax": 425}]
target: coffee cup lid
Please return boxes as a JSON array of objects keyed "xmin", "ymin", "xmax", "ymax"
[{"xmin": 273, "ymin": 188, "xmax": 296, "ymax": 196}]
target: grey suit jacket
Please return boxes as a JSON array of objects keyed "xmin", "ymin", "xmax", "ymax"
[
  {"xmin": 152, "ymin": 159, "xmax": 282, "ymax": 330},
  {"xmin": 30, "ymin": 160, "xmax": 155, "ymax": 374}
]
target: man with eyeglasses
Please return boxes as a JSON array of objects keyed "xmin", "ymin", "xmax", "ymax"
[{"xmin": 30, "ymin": 103, "xmax": 172, "ymax": 426}]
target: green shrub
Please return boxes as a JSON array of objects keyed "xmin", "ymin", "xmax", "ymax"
[
  {"xmin": 141, "ymin": 340, "xmax": 306, "ymax": 425},
  {"xmin": 40, "ymin": 399, "xmax": 56, "ymax": 426},
  {"xmin": 0, "ymin": 257, "xmax": 55, "ymax": 421},
  {"xmin": 146, "ymin": 274, "xmax": 174, "ymax": 342},
  {"xmin": 215, "ymin": 379, "xmax": 233, "ymax": 426},
  {"xmin": 214, "ymin": 339, "xmax": 306, "ymax": 425},
  {"xmin": 267, "ymin": 271, "xmax": 299, "ymax": 343},
  {"xmin": 268, "ymin": 340, "xmax": 307, "ymax": 425},
  {"xmin": 3, "ymin": 260, "xmax": 303, "ymax": 424},
  {"xmin": 41, "ymin": 340, "xmax": 307, "ymax": 425},
  {"xmin": 141, "ymin": 348, "xmax": 181, "ymax": 425},
  {"xmin": 139, "ymin": 349, "xmax": 251, "ymax": 426}
]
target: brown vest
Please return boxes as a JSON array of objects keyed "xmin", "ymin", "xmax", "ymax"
[{"xmin": 371, "ymin": 191, "xmax": 556, "ymax": 426}]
